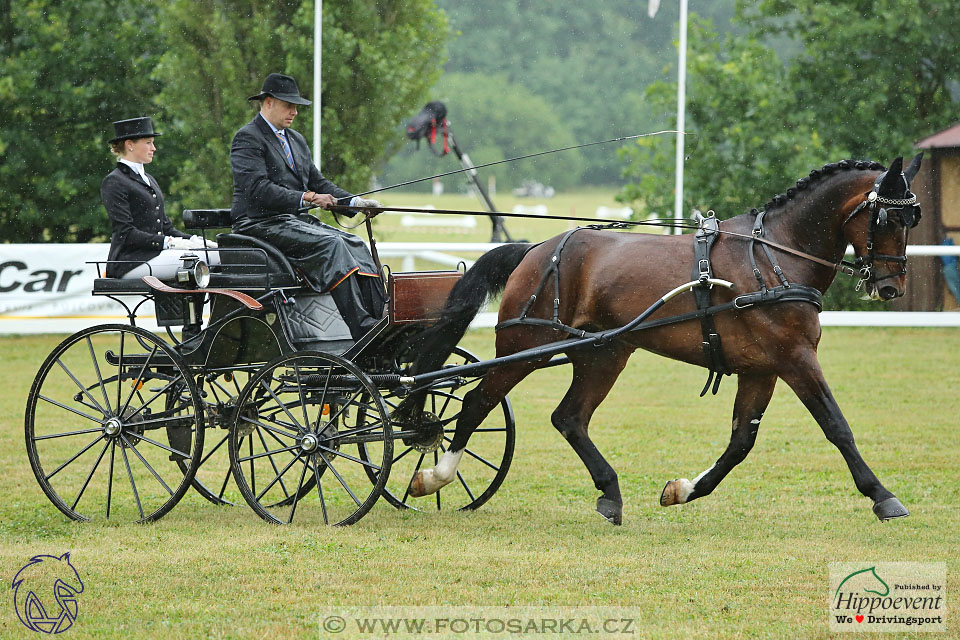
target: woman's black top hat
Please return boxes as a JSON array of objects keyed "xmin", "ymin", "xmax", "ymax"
[
  {"xmin": 110, "ymin": 117, "xmax": 162, "ymax": 143},
  {"xmin": 247, "ymin": 73, "xmax": 312, "ymax": 105}
]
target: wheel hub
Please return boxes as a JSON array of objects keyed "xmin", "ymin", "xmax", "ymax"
[
  {"xmin": 300, "ymin": 433, "xmax": 319, "ymax": 453},
  {"xmin": 410, "ymin": 411, "xmax": 444, "ymax": 453},
  {"xmin": 103, "ymin": 418, "xmax": 122, "ymax": 438}
]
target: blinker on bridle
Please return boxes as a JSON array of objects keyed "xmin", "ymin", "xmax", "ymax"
[{"xmin": 841, "ymin": 171, "xmax": 921, "ymax": 291}]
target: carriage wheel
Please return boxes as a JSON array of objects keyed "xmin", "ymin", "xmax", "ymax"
[
  {"xmin": 165, "ymin": 368, "xmax": 248, "ymax": 507},
  {"xmin": 25, "ymin": 325, "xmax": 204, "ymax": 523},
  {"xmin": 369, "ymin": 347, "xmax": 515, "ymax": 512},
  {"xmin": 229, "ymin": 351, "xmax": 392, "ymax": 525}
]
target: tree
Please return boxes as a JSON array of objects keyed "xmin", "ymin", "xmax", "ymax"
[
  {"xmin": 618, "ymin": 3, "xmax": 960, "ymax": 309},
  {"xmin": 0, "ymin": 0, "xmax": 164, "ymax": 242},
  {"xmin": 153, "ymin": 0, "xmax": 449, "ymax": 217}
]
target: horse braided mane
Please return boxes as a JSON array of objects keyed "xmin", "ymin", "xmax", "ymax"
[{"xmin": 749, "ymin": 159, "xmax": 886, "ymax": 216}]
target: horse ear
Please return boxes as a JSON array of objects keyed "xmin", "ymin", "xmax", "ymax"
[
  {"xmin": 878, "ymin": 157, "xmax": 904, "ymax": 193},
  {"xmin": 904, "ymin": 152, "xmax": 923, "ymax": 183}
]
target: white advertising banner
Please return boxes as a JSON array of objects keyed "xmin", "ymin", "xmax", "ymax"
[{"xmin": 0, "ymin": 244, "xmax": 163, "ymax": 334}]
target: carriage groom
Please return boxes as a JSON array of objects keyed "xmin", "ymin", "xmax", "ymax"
[{"xmin": 229, "ymin": 72, "xmax": 386, "ymax": 341}]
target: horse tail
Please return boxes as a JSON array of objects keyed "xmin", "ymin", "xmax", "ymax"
[{"xmin": 408, "ymin": 242, "xmax": 532, "ymax": 377}]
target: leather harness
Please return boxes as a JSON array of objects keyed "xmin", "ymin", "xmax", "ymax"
[{"xmin": 495, "ymin": 217, "xmax": 824, "ymax": 396}]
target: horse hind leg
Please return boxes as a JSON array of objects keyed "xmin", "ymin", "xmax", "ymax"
[
  {"xmin": 660, "ymin": 372, "xmax": 777, "ymax": 507},
  {"xmin": 409, "ymin": 360, "xmax": 536, "ymax": 498}
]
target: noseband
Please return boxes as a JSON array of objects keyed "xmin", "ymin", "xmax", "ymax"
[{"xmin": 841, "ymin": 171, "xmax": 920, "ymax": 291}]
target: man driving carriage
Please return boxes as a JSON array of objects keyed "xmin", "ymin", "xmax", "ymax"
[{"xmin": 229, "ymin": 73, "xmax": 385, "ymax": 340}]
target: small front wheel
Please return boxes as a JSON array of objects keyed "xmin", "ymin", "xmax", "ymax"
[{"xmin": 229, "ymin": 351, "xmax": 392, "ymax": 525}]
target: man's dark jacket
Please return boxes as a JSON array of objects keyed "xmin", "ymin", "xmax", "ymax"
[
  {"xmin": 230, "ymin": 115, "xmax": 353, "ymax": 222},
  {"xmin": 101, "ymin": 163, "xmax": 189, "ymax": 278},
  {"xmin": 229, "ymin": 114, "xmax": 380, "ymax": 293}
]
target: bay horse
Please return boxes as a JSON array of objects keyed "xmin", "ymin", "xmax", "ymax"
[{"xmin": 403, "ymin": 155, "xmax": 923, "ymax": 525}]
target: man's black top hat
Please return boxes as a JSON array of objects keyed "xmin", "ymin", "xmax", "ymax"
[
  {"xmin": 110, "ymin": 117, "xmax": 162, "ymax": 143},
  {"xmin": 247, "ymin": 73, "xmax": 312, "ymax": 105}
]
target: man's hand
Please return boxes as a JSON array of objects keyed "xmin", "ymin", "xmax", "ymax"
[
  {"xmin": 303, "ymin": 191, "xmax": 337, "ymax": 209},
  {"xmin": 353, "ymin": 197, "xmax": 384, "ymax": 216}
]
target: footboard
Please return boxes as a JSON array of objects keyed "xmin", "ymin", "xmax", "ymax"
[{"xmin": 388, "ymin": 271, "xmax": 461, "ymax": 324}]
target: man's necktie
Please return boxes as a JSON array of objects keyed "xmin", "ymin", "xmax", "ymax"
[{"xmin": 275, "ymin": 130, "xmax": 296, "ymax": 171}]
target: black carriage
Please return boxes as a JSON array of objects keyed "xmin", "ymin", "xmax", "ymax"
[{"xmin": 24, "ymin": 210, "xmax": 515, "ymax": 525}]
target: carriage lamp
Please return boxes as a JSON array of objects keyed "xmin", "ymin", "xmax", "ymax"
[{"xmin": 176, "ymin": 253, "xmax": 210, "ymax": 288}]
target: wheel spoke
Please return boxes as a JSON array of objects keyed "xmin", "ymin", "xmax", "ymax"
[
  {"xmin": 392, "ymin": 445, "xmax": 416, "ymax": 464},
  {"xmin": 120, "ymin": 441, "xmax": 145, "ymax": 520},
  {"xmin": 55, "ymin": 358, "xmax": 109, "ymax": 417},
  {"xmin": 122, "ymin": 374, "xmax": 185, "ymax": 423},
  {"xmin": 237, "ymin": 443, "xmax": 300, "ymax": 464},
  {"xmin": 445, "ymin": 436, "xmax": 501, "ymax": 472},
  {"xmin": 316, "ymin": 450, "xmax": 361, "ymax": 507},
  {"xmin": 237, "ymin": 414, "xmax": 299, "ymax": 440},
  {"xmin": 37, "ymin": 394, "xmax": 105, "ymax": 424},
  {"xmin": 311, "ymin": 456, "xmax": 329, "ymax": 525},
  {"xmin": 134, "ymin": 432, "xmax": 192, "ymax": 461},
  {"xmin": 258, "ymin": 378, "xmax": 304, "ymax": 433},
  {"xmin": 119, "ymin": 345, "xmax": 158, "ymax": 417},
  {"xmin": 45, "ymin": 434, "xmax": 106, "ymax": 481},
  {"xmin": 106, "ymin": 441, "xmax": 116, "ymax": 519},
  {"xmin": 401, "ymin": 453, "xmax": 427, "ymax": 505},
  {"xmin": 199, "ymin": 431, "xmax": 229, "ymax": 467},
  {"xmin": 71, "ymin": 440, "xmax": 111, "ymax": 510},
  {"xmin": 316, "ymin": 444, "xmax": 382, "ymax": 471},
  {"xmin": 254, "ymin": 450, "xmax": 303, "ymax": 502},
  {"xmin": 122, "ymin": 435, "xmax": 174, "ymax": 496},
  {"xmin": 256, "ymin": 427, "xmax": 292, "ymax": 501},
  {"xmin": 287, "ymin": 456, "xmax": 311, "ymax": 524},
  {"xmin": 34, "ymin": 426, "xmax": 104, "ymax": 441},
  {"xmin": 86, "ymin": 336, "xmax": 113, "ymax": 415}
]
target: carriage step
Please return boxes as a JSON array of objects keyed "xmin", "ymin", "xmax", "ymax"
[{"xmin": 104, "ymin": 350, "xmax": 178, "ymax": 368}]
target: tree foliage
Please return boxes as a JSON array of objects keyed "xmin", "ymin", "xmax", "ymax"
[
  {"xmin": 0, "ymin": 0, "xmax": 448, "ymax": 242},
  {"xmin": 0, "ymin": 0, "xmax": 163, "ymax": 242},
  {"xmin": 617, "ymin": 2, "xmax": 960, "ymax": 309}
]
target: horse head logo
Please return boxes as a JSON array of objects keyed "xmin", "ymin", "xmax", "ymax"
[
  {"xmin": 11, "ymin": 553, "xmax": 84, "ymax": 634},
  {"xmin": 834, "ymin": 566, "xmax": 890, "ymax": 599}
]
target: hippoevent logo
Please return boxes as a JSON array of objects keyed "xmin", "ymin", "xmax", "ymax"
[
  {"xmin": 829, "ymin": 562, "xmax": 946, "ymax": 632},
  {"xmin": 11, "ymin": 553, "xmax": 84, "ymax": 634}
]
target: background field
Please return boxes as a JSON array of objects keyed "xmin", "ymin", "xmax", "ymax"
[{"xmin": 1, "ymin": 326, "xmax": 957, "ymax": 638}]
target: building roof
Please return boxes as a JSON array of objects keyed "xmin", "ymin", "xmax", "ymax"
[{"xmin": 915, "ymin": 121, "xmax": 960, "ymax": 149}]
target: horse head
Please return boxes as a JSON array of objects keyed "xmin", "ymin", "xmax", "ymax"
[{"xmin": 842, "ymin": 153, "xmax": 923, "ymax": 300}]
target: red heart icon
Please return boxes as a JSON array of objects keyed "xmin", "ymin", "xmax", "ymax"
[{"xmin": 856, "ymin": 615, "xmax": 864, "ymax": 623}]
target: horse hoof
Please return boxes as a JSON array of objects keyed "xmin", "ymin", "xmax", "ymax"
[
  {"xmin": 660, "ymin": 480, "xmax": 680, "ymax": 506},
  {"xmin": 873, "ymin": 497, "xmax": 909, "ymax": 521},
  {"xmin": 408, "ymin": 472, "xmax": 427, "ymax": 498},
  {"xmin": 596, "ymin": 497, "xmax": 622, "ymax": 525}
]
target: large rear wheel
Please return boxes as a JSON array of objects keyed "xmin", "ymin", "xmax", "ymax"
[{"xmin": 25, "ymin": 325, "xmax": 204, "ymax": 523}]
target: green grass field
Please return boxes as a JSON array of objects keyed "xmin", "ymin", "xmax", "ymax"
[{"xmin": 1, "ymin": 326, "xmax": 957, "ymax": 638}]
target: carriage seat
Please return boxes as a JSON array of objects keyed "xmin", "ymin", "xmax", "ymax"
[{"xmin": 182, "ymin": 209, "xmax": 301, "ymax": 290}]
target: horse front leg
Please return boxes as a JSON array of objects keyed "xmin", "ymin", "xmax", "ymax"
[
  {"xmin": 661, "ymin": 372, "xmax": 777, "ymax": 507},
  {"xmin": 779, "ymin": 352, "xmax": 908, "ymax": 521}
]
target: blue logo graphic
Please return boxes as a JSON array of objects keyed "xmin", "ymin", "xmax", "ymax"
[{"xmin": 11, "ymin": 553, "xmax": 84, "ymax": 634}]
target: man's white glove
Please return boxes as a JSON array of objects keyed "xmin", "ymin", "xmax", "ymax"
[
  {"xmin": 188, "ymin": 235, "xmax": 217, "ymax": 249},
  {"xmin": 352, "ymin": 197, "xmax": 383, "ymax": 215},
  {"xmin": 165, "ymin": 236, "xmax": 195, "ymax": 250}
]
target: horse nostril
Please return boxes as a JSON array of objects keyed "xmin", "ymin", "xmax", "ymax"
[{"xmin": 879, "ymin": 286, "xmax": 900, "ymax": 300}]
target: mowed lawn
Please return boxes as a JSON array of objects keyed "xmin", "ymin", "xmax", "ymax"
[{"xmin": 0, "ymin": 326, "xmax": 957, "ymax": 639}]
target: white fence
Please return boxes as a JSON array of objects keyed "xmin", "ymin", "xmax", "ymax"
[{"xmin": 0, "ymin": 243, "xmax": 958, "ymax": 334}]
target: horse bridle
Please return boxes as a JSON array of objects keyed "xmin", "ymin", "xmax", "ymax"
[{"xmin": 841, "ymin": 171, "xmax": 921, "ymax": 291}]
